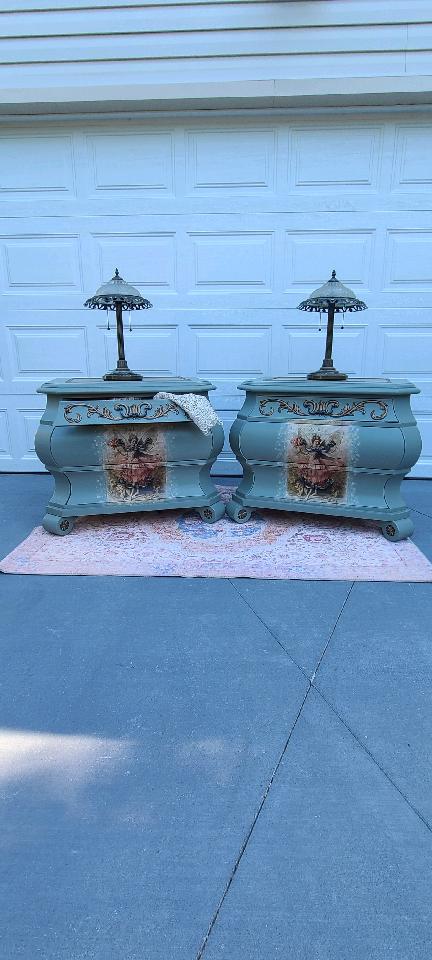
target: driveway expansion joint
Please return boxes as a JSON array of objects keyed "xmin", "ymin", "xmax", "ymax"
[
  {"xmin": 411, "ymin": 506, "xmax": 432, "ymax": 521},
  {"xmin": 228, "ymin": 578, "xmax": 354, "ymax": 686},
  {"xmin": 309, "ymin": 582, "xmax": 354, "ymax": 683},
  {"xmin": 199, "ymin": 578, "xmax": 432, "ymax": 957},
  {"xmin": 312, "ymin": 683, "xmax": 432, "ymax": 838},
  {"xmin": 195, "ymin": 683, "xmax": 312, "ymax": 960}
]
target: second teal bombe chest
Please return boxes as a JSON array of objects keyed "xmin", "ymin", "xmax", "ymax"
[{"xmin": 226, "ymin": 378, "xmax": 421, "ymax": 541}]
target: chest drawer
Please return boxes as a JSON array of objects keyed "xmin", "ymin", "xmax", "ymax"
[
  {"xmin": 255, "ymin": 394, "xmax": 396, "ymax": 423},
  {"xmin": 56, "ymin": 396, "xmax": 188, "ymax": 427}
]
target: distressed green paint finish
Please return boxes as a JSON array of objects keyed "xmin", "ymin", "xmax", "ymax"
[
  {"xmin": 227, "ymin": 378, "xmax": 422, "ymax": 541},
  {"xmin": 35, "ymin": 377, "xmax": 225, "ymax": 534}
]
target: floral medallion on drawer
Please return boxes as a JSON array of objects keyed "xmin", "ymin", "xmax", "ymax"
[
  {"xmin": 287, "ymin": 422, "xmax": 350, "ymax": 503},
  {"xmin": 103, "ymin": 425, "xmax": 167, "ymax": 503}
]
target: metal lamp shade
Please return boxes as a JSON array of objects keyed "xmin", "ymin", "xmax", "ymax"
[
  {"xmin": 298, "ymin": 270, "xmax": 367, "ymax": 381},
  {"xmin": 298, "ymin": 270, "xmax": 367, "ymax": 314},
  {"xmin": 84, "ymin": 269, "xmax": 153, "ymax": 381},
  {"xmin": 84, "ymin": 268, "xmax": 152, "ymax": 312}
]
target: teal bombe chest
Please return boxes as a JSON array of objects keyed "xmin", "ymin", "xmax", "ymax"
[
  {"xmin": 226, "ymin": 378, "xmax": 422, "ymax": 541},
  {"xmin": 35, "ymin": 378, "xmax": 225, "ymax": 534}
]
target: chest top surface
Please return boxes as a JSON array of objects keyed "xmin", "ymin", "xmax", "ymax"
[
  {"xmin": 37, "ymin": 376, "xmax": 215, "ymax": 398},
  {"xmin": 238, "ymin": 377, "xmax": 419, "ymax": 397}
]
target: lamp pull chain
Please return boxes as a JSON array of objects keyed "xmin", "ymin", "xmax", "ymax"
[
  {"xmin": 318, "ymin": 310, "xmax": 322, "ymax": 333},
  {"xmin": 128, "ymin": 311, "xmax": 132, "ymax": 333},
  {"xmin": 106, "ymin": 308, "xmax": 110, "ymax": 331},
  {"xmin": 341, "ymin": 309, "xmax": 345, "ymax": 331}
]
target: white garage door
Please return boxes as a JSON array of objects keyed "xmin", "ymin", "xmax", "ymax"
[{"xmin": 1, "ymin": 112, "xmax": 431, "ymax": 475}]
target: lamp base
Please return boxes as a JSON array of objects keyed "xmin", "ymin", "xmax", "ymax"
[
  {"xmin": 307, "ymin": 357, "xmax": 348, "ymax": 380},
  {"xmin": 307, "ymin": 366, "xmax": 347, "ymax": 381},
  {"xmin": 103, "ymin": 368, "xmax": 143, "ymax": 382}
]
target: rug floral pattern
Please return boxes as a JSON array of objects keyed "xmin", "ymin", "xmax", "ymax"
[{"xmin": 1, "ymin": 489, "xmax": 431, "ymax": 581}]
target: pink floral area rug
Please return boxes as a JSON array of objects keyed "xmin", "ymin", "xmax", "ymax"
[{"xmin": 0, "ymin": 489, "xmax": 431, "ymax": 581}]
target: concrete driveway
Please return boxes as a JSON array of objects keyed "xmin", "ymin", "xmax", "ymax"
[{"xmin": 0, "ymin": 476, "xmax": 431, "ymax": 960}]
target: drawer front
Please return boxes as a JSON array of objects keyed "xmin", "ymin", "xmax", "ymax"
[
  {"xmin": 50, "ymin": 422, "xmax": 216, "ymax": 467},
  {"xmin": 65, "ymin": 462, "xmax": 206, "ymax": 508},
  {"xmin": 238, "ymin": 419, "xmax": 406, "ymax": 472},
  {"xmin": 253, "ymin": 394, "xmax": 397, "ymax": 424},
  {"xmin": 56, "ymin": 396, "xmax": 188, "ymax": 427},
  {"xmin": 245, "ymin": 463, "xmax": 393, "ymax": 511}
]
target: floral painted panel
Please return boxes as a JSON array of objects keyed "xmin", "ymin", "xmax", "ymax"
[
  {"xmin": 103, "ymin": 425, "xmax": 167, "ymax": 503},
  {"xmin": 286, "ymin": 422, "xmax": 351, "ymax": 503}
]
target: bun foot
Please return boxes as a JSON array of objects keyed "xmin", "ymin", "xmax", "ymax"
[
  {"xmin": 42, "ymin": 515, "xmax": 76, "ymax": 536},
  {"xmin": 197, "ymin": 500, "xmax": 225, "ymax": 523},
  {"xmin": 225, "ymin": 500, "xmax": 252, "ymax": 523},
  {"xmin": 381, "ymin": 517, "xmax": 414, "ymax": 542}
]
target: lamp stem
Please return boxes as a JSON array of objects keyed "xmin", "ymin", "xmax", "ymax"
[
  {"xmin": 115, "ymin": 301, "xmax": 127, "ymax": 371},
  {"xmin": 103, "ymin": 300, "xmax": 142, "ymax": 381},
  {"xmin": 324, "ymin": 301, "xmax": 335, "ymax": 366},
  {"xmin": 307, "ymin": 300, "xmax": 347, "ymax": 381}
]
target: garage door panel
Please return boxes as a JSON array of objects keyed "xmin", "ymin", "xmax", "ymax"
[
  {"xmin": 0, "ymin": 133, "xmax": 76, "ymax": 199},
  {"xmin": 0, "ymin": 311, "xmax": 103, "ymax": 392},
  {"xmin": 92, "ymin": 232, "xmax": 177, "ymax": 294},
  {"xmin": 288, "ymin": 124, "xmax": 383, "ymax": 192},
  {"xmin": 7, "ymin": 325, "xmax": 90, "ymax": 383},
  {"xmin": 379, "ymin": 328, "xmax": 432, "ymax": 376},
  {"xmin": 185, "ymin": 126, "xmax": 277, "ymax": 195},
  {"xmin": 84, "ymin": 131, "xmax": 176, "ymax": 199},
  {"xmin": 282, "ymin": 324, "xmax": 367, "ymax": 378},
  {"xmin": 104, "ymin": 325, "xmax": 180, "ymax": 378},
  {"xmin": 191, "ymin": 324, "xmax": 271, "ymax": 376},
  {"xmin": 392, "ymin": 124, "xmax": 432, "ymax": 191},
  {"xmin": 285, "ymin": 229, "xmax": 374, "ymax": 291},
  {"xmin": 0, "ymin": 235, "xmax": 83, "ymax": 295},
  {"xmin": 383, "ymin": 230, "xmax": 432, "ymax": 290},
  {"xmin": 186, "ymin": 230, "xmax": 275, "ymax": 294},
  {"xmin": 0, "ymin": 114, "xmax": 431, "ymax": 475}
]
